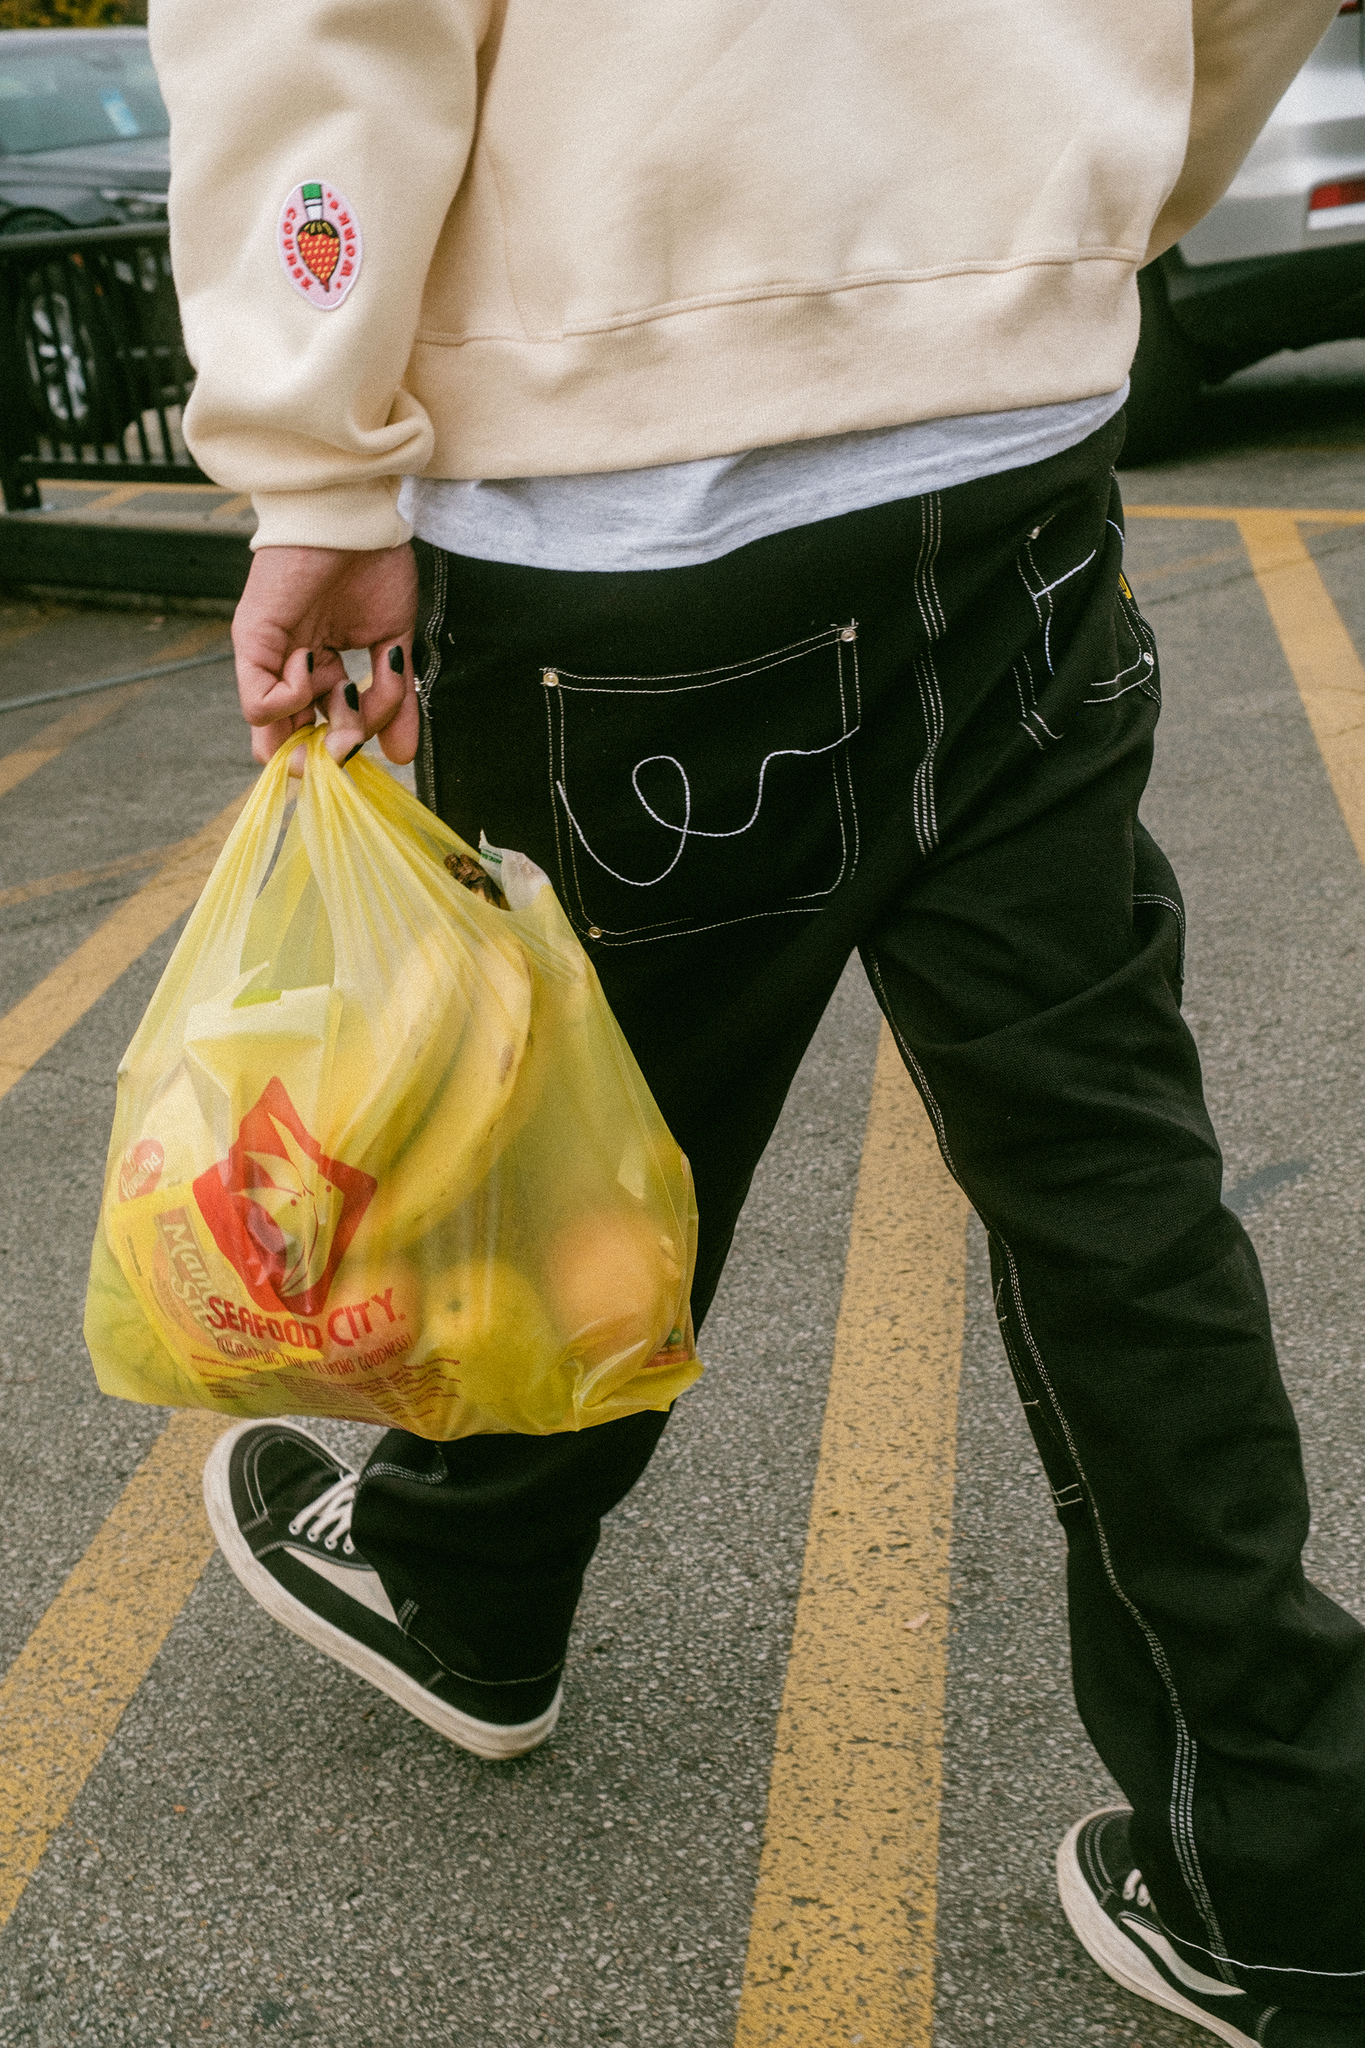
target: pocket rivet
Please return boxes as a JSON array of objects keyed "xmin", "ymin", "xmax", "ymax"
[
  {"xmin": 588, "ymin": 926, "xmax": 602, "ymax": 939},
  {"xmin": 840, "ymin": 625, "xmax": 858, "ymax": 643},
  {"xmin": 543, "ymin": 669, "xmax": 560, "ymax": 688}
]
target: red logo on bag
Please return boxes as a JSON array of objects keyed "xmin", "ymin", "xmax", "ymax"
[
  {"xmin": 192, "ymin": 1078, "xmax": 375, "ymax": 1318},
  {"xmin": 119, "ymin": 1138, "xmax": 164, "ymax": 1202}
]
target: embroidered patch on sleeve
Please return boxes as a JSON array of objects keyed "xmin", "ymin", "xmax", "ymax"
[{"xmin": 277, "ymin": 182, "xmax": 362, "ymax": 309}]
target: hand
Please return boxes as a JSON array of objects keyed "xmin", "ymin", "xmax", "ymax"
[{"xmin": 231, "ymin": 543, "xmax": 420, "ymax": 767}]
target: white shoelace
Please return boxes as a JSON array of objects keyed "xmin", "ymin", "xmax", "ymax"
[
  {"xmin": 288, "ymin": 1472, "xmax": 358, "ymax": 1556},
  {"xmin": 1122, "ymin": 1867, "xmax": 1154, "ymax": 1911}
]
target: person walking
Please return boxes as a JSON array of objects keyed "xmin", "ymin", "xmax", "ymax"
[{"xmin": 152, "ymin": 1, "xmax": 1361, "ymax": 2039}]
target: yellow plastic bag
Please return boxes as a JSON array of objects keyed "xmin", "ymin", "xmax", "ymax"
[{"xmin": 84, "ymin": 729, "xmax": 700, "ymax": 1438}]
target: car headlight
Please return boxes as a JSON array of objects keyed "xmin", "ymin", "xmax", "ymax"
[{"xmin": 98, "ymin": 189, "xmax": 167, "ymax": 221}]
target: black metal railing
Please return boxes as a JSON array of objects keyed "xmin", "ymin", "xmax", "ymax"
[{"xmin": 0, "ymin": 221, "xmax": 210, "ymax": 513}]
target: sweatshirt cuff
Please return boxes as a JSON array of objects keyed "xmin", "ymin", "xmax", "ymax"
[{"xmin": 248, "ymin": 479, "xmax": 414, "ymax": 553}]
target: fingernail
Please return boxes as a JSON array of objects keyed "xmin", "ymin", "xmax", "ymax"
[
  {"xmin": 306, "ymin": 651, "xmax": 314, "ymax": 674},
  {"xmin": 388, "ymin": 645, "xmax": 405, "ymax": 674},
  {"xmin": 344, "ymin": 682, "xmax": 360, "ymax": 712},
  {"xmin": 344, "ymin": 741, "xmax": 364, "ymax": 764}
]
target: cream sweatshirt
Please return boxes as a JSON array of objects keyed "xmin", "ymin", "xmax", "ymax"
[{"xmin": 151, "ymin": 0, "xmax": 1340, "ymax": 552}]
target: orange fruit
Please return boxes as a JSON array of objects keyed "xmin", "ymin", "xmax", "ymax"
[{"xmin": 542, "ymin": 1208, "xmax": 684, "ymax": 1371}]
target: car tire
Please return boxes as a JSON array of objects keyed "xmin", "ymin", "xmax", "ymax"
[
  {"xmin": 15, "ymin": 275, "xmax": 105, "ymax": 433},
  {"xmin": 1120, "ymin": 262, "xmax": 1206, "ymax": 467},
  {"xmin": 11, "ymin": 257, "xmax": 124, "ymax": 446}
]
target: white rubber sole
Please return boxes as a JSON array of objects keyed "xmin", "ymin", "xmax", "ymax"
[
  {"xmin": 1056, "ymin": 1815, "xmax": 1258, "ymax": 2048},
  {"xmin": 203, "ymin": 1421, "xmax": 562, "ymax": 1763}
]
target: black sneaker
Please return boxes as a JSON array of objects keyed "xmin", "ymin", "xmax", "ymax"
[
  {"xmin": 203, "ymin": 1421, "xmax": 562, "ymax": 1761},
  {"xmin": 1057, "ymin": 1811, "xmax": 1365, "ymax": 2047},
  {"xmin": 1058, "ymin": 1808, "xmax": 1275, "ymax": 2047}
]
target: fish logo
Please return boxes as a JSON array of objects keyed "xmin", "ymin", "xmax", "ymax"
[
  {"xmin": 277, "ymin": 182, "xmax": 362, "ymax": 309},
  {"xmin": 192, "ymin": 1078, "xmax": 375, "ymax": 1316}
]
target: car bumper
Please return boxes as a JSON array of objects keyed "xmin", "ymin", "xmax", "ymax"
[{"xmin": 1164, "ymin": 239, "xmax": 1365, "ymax": 368}]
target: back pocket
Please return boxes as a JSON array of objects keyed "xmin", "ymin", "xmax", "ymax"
[{"xmin": 545, "ymin": 625, "xmax": 861, "ymax": 945}]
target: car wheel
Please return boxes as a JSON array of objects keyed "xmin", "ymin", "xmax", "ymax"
[
  {"xmin": 16, "ymin": 272, "xmax": 107, "ymax": 437},
  {"xmin": 1121, "ymin": 262, "xmax": 1205, "ymax": 466}
]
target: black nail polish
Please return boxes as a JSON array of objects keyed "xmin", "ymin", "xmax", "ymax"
[
  {"xmin": 344, "ymin": 682, "xmax": 360, "ymax": 712},
  {"xmin": 388, "ymin": 645, "xmax": 405, "ymax": 674},
  {"xmin": 306, "ymin": 651, "xmax": 314, "ymax": 674},
  {"xmin": 344, "ymin": 741, "xmax": 364, "ymax": 764}
]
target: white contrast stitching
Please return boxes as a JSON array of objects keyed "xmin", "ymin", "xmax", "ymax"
[
  {"xmin": 1085, "ymin": 568, "xmax": 1160, "ymax": 707},
  {"xmin": 998, "ymin": 1239, "xmax": 1233, "ymax": 1971},
  {"xmin": 555, "ymin": 724, "xmax": 853, "ymax": 887},
  {"xmin": 414, "ymin": 548, "xmax": 448, "ymax": 810},
  {"xmin": 865, "ymin": 950, "xmax": 962, "ymax": 1183},
  {"xmin": 549, "ymin": 627, "xmax": 839, "ymax": 690},
  {"xmin": 361, "ymin": 1457, "xmax": 449, "ymax": 1486},
  {"xmin": 1017, "ymin": 538, "xmax": 1098, "ymax": 676},
  {"xmin": 546, "ymin": 678, "xmax": 570, "ymax": 917},
  {"xmin": 1133, "ymin": 890, "xmax": 1186, "ymax": 980},
  {"xmin": 1159, "ymin": 1933, "xmax": 1365, "ymax": 1982},
  {"xmin": 584, "ymin": 903, "xmax": 823, "ymax": 948},
  {"xmin": 911, "ymin": 494, "xmax": 947, "ymax": 856},
  {"xmin": 1012, "ymin": 645, "xmax": 1064, "ymax": 750},
  {"xmin": 546, "ymin": 625, "xmax": 861, "ymax": 940},
  {"xmin": 868, "ymin": 858, "xmax": 1240, "ymax": 1981}
]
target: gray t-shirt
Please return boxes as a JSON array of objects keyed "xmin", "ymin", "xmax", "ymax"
[{"xmin": 399, "ymin": 384, "xmax": 1127, "ymax": 574}]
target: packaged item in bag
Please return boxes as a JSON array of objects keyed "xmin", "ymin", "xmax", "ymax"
[{"xmin": 84, "ymin": 730, "xmax": 700, "ymax": 1437}]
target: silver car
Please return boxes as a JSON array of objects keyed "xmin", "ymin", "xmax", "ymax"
[
  {"xmin": 1126, "ymin": 1, "xmax": 1365, "ymax": 459},
  {"xmin": 0, "ymin": 27, "xmax": 169, "ymax": 237}
]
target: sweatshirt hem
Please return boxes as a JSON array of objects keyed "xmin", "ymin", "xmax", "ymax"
[{"xmin": 410, "ymin": 262, "xmax": 1143, "ymax": 482}]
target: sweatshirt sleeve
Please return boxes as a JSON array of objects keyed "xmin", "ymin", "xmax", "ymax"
[
  {"xmin": 151, "ymin": 0, "xmax": 487, "ymax": 552},
  {"xmin": 1147, "ymin": 0, "xmax": 1343, "ymax": 261}
]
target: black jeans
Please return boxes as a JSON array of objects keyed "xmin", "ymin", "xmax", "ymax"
[{"xmin": 350, "ymin": 416, "xmax": 1365, "ymax": 2010}]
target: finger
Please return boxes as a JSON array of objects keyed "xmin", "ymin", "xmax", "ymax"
[
  {"xmin": 236, "ymin": 653, "xmax": 307, "ymax": 730},
  {"xmin": 378, "ymin": 683, "xmax": 419, "ymax": 764},
  {"xmin": 320, "ymin": 668, "xmax": 368, "ymax": 765},
  {"xmin": 250, "ymin": 705, "xmax": 315, "ymax": 766},
  {"xmin": 310, "ymin": 645, "xmax": 348, "ymax": 699},
  {"xmin": 372, "ymin": 639, "xmax": 419, "ymax": 765},
  {"xmin": 326, "ymin": 642, "xmax": 408, "ymax": 767},
  {"xmin": 236, "ymin": 644, "xmax": 320, "ymax": 730}
]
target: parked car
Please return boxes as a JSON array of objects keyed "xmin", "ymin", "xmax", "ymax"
[
  {"xmin": 0, "ymin": 26, "xmax": 168, "ymax": 237},
  {"xmin": 0, "ymin": 28, "xmax": 174, "ymax": 449},
  {"xmin": 1126, "ymin": 1, "xmax": 1365, "ymax": 461}
]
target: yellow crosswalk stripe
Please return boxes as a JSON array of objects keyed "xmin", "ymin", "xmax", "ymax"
[
  {"xmin": 0, "ymin": 1410, "xmax": 228, "ymax": 1928},
  {"xmin": 736, "ymin": 1026, "xmax": 970, "ymax": 2048},
  {"xmin": 0, "ymin": 789, "xmax": 249, "ymax": 1106},
  {"xmin": 0, "ymin": 623, "xmax": 228, "ymax": 801},
  {"xmin": 0, "ymin": 840, "xmax": 185, "ymax": 914},
  {"xmin": 0, "ymin": 771, "xmax": 252, "ymax": 1929},
  {"xmin": 1237, "ymin": 510, "xmax": 1365, "ymax": 869}
]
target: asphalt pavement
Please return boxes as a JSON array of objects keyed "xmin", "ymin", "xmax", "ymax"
[{"xmin": 1, "ymin": 338, "xmax": 1364, "ymax": 2047}]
